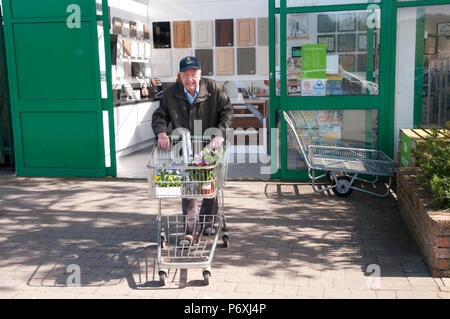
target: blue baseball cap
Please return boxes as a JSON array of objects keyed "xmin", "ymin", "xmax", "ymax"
[{"xmin": 179, "ymin": 56, "xmax": 201, "ymax": 72}]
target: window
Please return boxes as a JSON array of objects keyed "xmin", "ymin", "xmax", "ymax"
[
  {"xmin": 286, "ymin": 109, "xmax": 379, "ymax": 170},
  {"xmin": 286, "ymin": 8, "xmax": 380, "ymax": 97},
  {"xmin": 287, "ymin": 0, "xmax": 380, "ymax": 7},
  {"xmin": 396, "ymin": 4, "xmax": 450, "ymax": 129}
]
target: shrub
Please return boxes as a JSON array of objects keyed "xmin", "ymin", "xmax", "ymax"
[{"xmin": 413, "ymin": 122, "xmax": 450, "ymax": 209}]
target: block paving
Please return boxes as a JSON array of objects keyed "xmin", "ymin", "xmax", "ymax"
[{"xmin": 0, "ymin": 176, "xmax": 448, "ymax": 299}]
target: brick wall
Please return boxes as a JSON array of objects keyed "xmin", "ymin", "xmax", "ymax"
[{"xmin": 397, "ymin": 167, "xmax": 450, "ymax": 277}]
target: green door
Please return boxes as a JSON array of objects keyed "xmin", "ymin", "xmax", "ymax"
[
  {"xmin": 2, "ymin": 0, "xmax": 115, "ymax": 177},
  {"xmin": 269, "ymin": 0, "xmax": 395, "ymax": 181}
]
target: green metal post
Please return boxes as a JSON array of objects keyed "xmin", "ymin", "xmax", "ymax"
[
  {"xmin": 269, "ymin": 0, "xmax": 281, "ymax": 179},
  {"xmin": 100, "ymin": 0, "xmax": 117, "ymax": 177},
  {"xmin": 414, "ymin": 7, "xmax": 425, "ymax": 128}
]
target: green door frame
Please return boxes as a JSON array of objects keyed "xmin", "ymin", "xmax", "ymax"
[
  {"xmin": 269, "ymin": 0, "xmax": 450, "ymax": 181},
  {"xmin": 0, "ymin": 5, "xmax": 14, "ymax": 166},
  {"xmin": 270, "ymin": 0, "xmax": 393, "ymax": 181},
  {"xmin": 99, "ymin": 0, "xmax": 117, "ymax": 177},
  {"xmin": 1, "ymin": 0, "xmax": 116, "ymax": 177}
]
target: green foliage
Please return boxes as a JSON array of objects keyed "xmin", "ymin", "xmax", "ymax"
[
  {"xmin": 413, "ymin": 124, "xmax": 450, "ymax": 209},
  {"xmin": 154, "ymin": 169, "xmax": 182, "ymax": 187},
  {"xmin": 189, "ymin": 168, "xmax": 214, "ymax": 183},
  {"xmin": 188, "ymin": 146, "xmax": 223, "ymax": 183}
]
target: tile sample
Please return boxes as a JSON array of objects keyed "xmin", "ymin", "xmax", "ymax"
[
  {"xmin": 236, "ymin": 18, "xmax": 255, "ymax": 46},
  {"xmin": 258, "ymin": 17, "xmax": 269, "ymax": 46},
  {"xmin": 195, "ymin": 49, "xmax": 214, "ymax": 76},
  {"xmin": 194, "ymin": 20, "xmax": 213, "ymax": 48},
  {"xmin": 257, "ymin": 46, "xmax": 269, "ymax": 75},
  {"xmin": 173, "ymin": 21, "xmax": 191, "ymax": 48},
  {"xmin": 237, "ymin": 47, "xmax": 256, "ymax": 75},
  {"xmin": 215, "ymin": 19, "xmax": 234, "ymax": 47},
  {"xmin": 152, "ymin": 49, "xmax": 172, "ymax": 77},
  {"xmin": 215, "ymin": 47, "xmax": 234, "ymax": 75}
]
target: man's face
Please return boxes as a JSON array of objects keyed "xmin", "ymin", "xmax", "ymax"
[{"xmin": 180, "ymin": 68, "xmax": 201, "ymax": 94}]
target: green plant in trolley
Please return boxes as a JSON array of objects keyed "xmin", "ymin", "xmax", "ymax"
[
  {"xmin": 154, "ymin": 169, "xmax": 182, "ymax": 187},
  {"xmin": 189, "ymin": 146, "xmax": 223, "ymax": 185}
]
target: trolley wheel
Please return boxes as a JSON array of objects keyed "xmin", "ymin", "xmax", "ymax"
[
  {"xmin": 159, "ymin": 270, "xmax": 168, "ymax": 286},
  {"xmin": 331, "ymin": 176, "xmax": 354, "ymax": 197},
  {"xmin": 222, "ymin": 234, "xmax": 230, "ymax": 248},
  {"xmin": 203, "ymin": 270, "xmax": 211, "ymax": 285}
]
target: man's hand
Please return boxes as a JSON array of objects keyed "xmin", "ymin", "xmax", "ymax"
[
  {"xmin": 210, "ymin": 136, "xmax": 224, "ymax": 150},
  {"xmin": 157, "ymin": 132, "xmax": 170, "ymax": 150}
]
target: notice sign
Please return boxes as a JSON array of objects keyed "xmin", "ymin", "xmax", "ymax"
[
  {"xmin": 301, "ymin": 44, "xmax": 327, "ymax": 80},
  {"xmin": 301, "ymin": 79, "xmax": 327, "ymax": 96},
  {"xmin": 438, "ymin": 22, "xmax": 450, "ymax": 36}
]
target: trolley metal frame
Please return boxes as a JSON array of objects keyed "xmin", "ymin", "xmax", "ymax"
[
  {"xmin": 284, "ymin": 111, "xmax": 396, "ymax": 197},
  {"xmin": 147, "ymin": 135, "xmax": 230, "ymax": 286}
]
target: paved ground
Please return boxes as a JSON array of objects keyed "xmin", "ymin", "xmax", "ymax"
[{"xmin": 0, "ymin": 175, "xmax": 449, "ymax": 299}]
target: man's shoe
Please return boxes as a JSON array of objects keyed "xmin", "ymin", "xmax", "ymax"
[
  {"xmin": 203, "ymin": 226, "xmax": 216, "ymax": 236},
  {"xmin": 179, "ymin": 234, "xmax": 193, "ymax": 247}
]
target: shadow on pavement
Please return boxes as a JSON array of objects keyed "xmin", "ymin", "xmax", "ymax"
[{"xmin": 0, "ymin": 177, "xmax": 431, "ymax": 293}]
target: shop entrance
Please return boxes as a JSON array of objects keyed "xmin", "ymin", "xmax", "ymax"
[
  {"xmin": 269, "ymin": 0, "xmax": 395, "ymax": 181},
  {"xmin": 1, "ymin": 0, "xmax": 116, "ymax": 177},
  {"xmin": 109, "ymin": 0, "xmax": 272, "ymax": 179}
]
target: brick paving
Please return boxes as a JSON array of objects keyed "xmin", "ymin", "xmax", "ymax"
[{"xmin": 0, "ymin": 176, "xmax": 448, "ymax": 299}]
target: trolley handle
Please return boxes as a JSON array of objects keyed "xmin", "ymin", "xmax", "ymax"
[{"xmin": 283, "ymin": 111, "xmax": 312, "ymax": 168}]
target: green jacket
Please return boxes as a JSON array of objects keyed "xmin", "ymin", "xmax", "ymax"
[{"xmin": 152, "ymin": 78, "xmax": 233, "ymax": 138}]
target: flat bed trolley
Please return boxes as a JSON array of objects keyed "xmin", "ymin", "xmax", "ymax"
[
  {"xmin": 147, "ymin": 135, "xmax": 230, "ymax": 286},
  {"xmin": 284, "ymin": 111, "xmax": 396, "ymax": 198}
]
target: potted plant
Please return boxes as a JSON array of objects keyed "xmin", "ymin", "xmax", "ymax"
[
  {"xmin": 189, "ymin": 147, "xmax": 223, "ymax": 195},
  {"xmin": 154, "ymin": 168, "xmax": 183, "ymax": 196}
]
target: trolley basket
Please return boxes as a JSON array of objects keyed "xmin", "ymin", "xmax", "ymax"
[
  {"xmin": 146, "ymin": 135, "xmax": 230, "ymax": 286},
  {"xmin": 284, "ymin": 111, "xmax": 396, "ymax": 197}
]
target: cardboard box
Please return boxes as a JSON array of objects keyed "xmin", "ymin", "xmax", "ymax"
[{"xmin": 398, "ymin": 129, "xmax": 447, "ymax": 167}]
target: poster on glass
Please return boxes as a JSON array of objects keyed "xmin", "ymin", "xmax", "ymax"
[{"xmin": 287, "ymin": 14, "xmax": 308, "ymax": 40}]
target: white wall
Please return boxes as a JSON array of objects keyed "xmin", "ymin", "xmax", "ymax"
[
  {"xmin": 147, "ymin": 0, "xmax": 269, "ymax": 86},
  {"xmin": 394, "ymin": 7, "xmax": 417, "ymax": 161},
  {"xmin": 148, "ymin": 0, "xmax": 267, "ymax": 21},
  {"xmin": 108, "ymin": 0, "xmax": 151, "ymax": 88},
  {"xmin": 107, "ymin": 0, "xmax": 270, "ymax": 89}
]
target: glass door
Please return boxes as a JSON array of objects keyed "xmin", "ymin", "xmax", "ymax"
[
  {"xmin": 396, "ymin": 2, "xmax": 450, "ymax": 130},
  {"xmin": 269, "ymin": 0, "xmax": 392, "ymax": 180}
]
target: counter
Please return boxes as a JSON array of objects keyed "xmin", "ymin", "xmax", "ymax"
[
  {"xmin": 113, "ymin": 99, "xmax": 160, "ymax": 158},
  {"xmin": 230, "ymin": 98, "xmax": 269, "ymax": 153},
  {"xmin": 113, "ymin": 97, "xmax": 157, "ymax": 107},
  {"xmin": 113, "ymin": 97, "xmax": 270, "ymax": 157}
]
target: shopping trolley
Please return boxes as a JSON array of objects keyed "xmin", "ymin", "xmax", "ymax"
[
  {"xmin": 147, "ymin": 134, "xmax": 230, "ymax": 286},
  {"xmin": 284, "ymin": 111, "xmax": 396, "ymax": 197}
]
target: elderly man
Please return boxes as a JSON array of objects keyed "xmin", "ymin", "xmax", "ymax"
[{"xmin": 152, "ymin": 56, "xmax": 233, "ymax": 246}]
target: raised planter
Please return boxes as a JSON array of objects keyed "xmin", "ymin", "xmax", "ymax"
[{"xmin": 397, "ymin": 167, "xmax": 450, "ymax": 277}]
